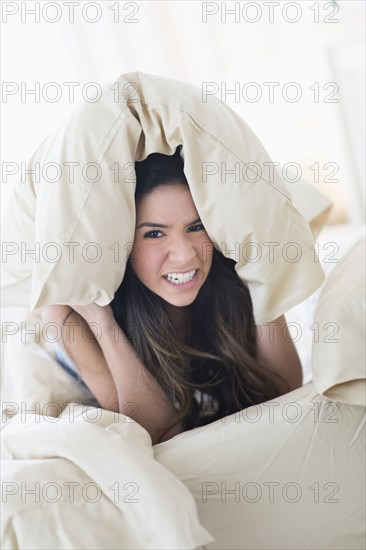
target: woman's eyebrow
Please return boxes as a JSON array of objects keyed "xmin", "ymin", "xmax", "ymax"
[{"xmin": 137, "ymin": 217, "xmax": 201, "ymax": 229}]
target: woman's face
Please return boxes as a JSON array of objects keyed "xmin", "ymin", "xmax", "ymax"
[{"xmin": 130, "ymin": 183, "xmax": 214, "ymax": 308}]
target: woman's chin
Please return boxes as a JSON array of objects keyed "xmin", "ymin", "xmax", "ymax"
[{"xmin": 162, "ymin": 294, "xmax": 197, "ymax": 308}]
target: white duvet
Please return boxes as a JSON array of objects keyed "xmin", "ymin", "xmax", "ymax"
[{"xmin": 2, "ymin": 404, "xmax": 214, "ymax": 549}]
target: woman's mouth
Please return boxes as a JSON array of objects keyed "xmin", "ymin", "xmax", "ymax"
[{"xmin": 163, "ymin": 269, "xmax": 199, "ymax": 287}]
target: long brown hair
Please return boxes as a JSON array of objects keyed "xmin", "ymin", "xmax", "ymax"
[{"xmin": 111, "ymin": 147, "xmax": 289, "ymax": 442}]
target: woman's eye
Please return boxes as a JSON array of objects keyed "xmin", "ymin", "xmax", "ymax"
[
  {"xmin": 143, "ymin": 224, "xmax": 205, "ymax": 238},
  {"xmin": 189, "ymin": 223, "xmax": 205, "ymax": 232},
  {"xmin": 144, "ymin": 230, "xmax": 163, "ymax": 239}
]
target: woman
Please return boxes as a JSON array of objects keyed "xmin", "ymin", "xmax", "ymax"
[{"xmin": 43, "ymin": 147, "xmax": 302, "ymax": 445}]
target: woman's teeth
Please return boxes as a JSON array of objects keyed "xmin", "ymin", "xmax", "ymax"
[{"xmin": 164, "ymin": 269, "xmax": 196, "ymax": 284}]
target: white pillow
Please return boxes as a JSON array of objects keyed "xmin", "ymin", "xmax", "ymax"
[
  {"xmin": 312, "ymin": 235, "xmax": 365, "ymax": 406},
  {"xmin": 1, "ymin": 71, "xmax": 332, "ymax": 324}
]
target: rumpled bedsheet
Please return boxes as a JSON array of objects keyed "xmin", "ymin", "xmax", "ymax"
[{"xmin": 1, "ymin": 402, "xmax": 214, "ymax": 549}]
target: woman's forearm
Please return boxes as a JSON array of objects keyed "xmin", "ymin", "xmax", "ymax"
[
  {"xmin": 256, "ymin": 314, "xmax": 303, "ymax": 394},
  {"xmin": 59, "ymin": 312, "xmax": 120, "ymax": 412},
  {"xmin": 41, "ymin": 305, "xmax": 119, "ymax": 412},
  {"xmin": 90, "ymin": 314, "xmax": 184, "ymax": 444}
]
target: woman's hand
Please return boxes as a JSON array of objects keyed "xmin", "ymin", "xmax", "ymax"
[
  {"xmin": 40, "ymin": 303, "xmax": 114, "ymax": 334},
  {"xmin": 71, "ymin": 303, "xmax": 114, "ymax": 327},
  {"xmin": 41, "ymin": 304, "xmax": 73, "ymax": 326}
]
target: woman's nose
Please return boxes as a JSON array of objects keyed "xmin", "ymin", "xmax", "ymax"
[{"xmin": 168, "ymin": 235, "xmax": 197, "ymax": 263}]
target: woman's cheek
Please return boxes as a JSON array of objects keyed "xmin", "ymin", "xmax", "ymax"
[{"xmin": 139, "ymin": 244, "xmax": 162, "ymax": 275}]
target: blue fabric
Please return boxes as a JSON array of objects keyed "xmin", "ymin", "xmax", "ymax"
[
  {"xmin": 54, "ymin": 345, "xmax": 84, "ymax": 384},
  {"xmin": 53, "ymin": 344, "xmax": 101, "ymax": 407}
]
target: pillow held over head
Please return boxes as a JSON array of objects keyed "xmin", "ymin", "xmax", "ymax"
[{"xmin": 1, "ymin": 71, "xmax": 332, "ymax": 324}]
